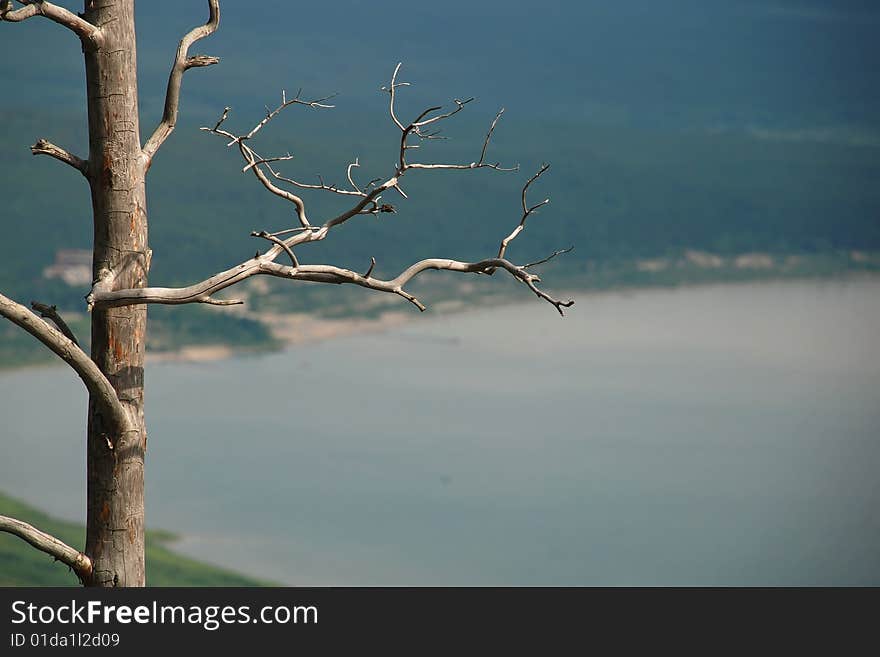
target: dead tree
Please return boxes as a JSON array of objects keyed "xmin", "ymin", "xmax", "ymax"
[{"xmin": 0, "ymin": 0, "xmax": 572, "ymax": 587}]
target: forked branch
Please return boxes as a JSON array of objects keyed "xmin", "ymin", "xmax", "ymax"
[
  {"xmin": 31, "ymin": 138, "xmax": 88, "ymax": 177},
  {"xmin": 31, "ymin": 301, "xmax": 79, "ymax": 345},
  {"xmin": 199, "ymin": 90, "xmax": 337, "ymax": 227},
  {"xmin": 87, "ymin": 164, "xmax": 574, "ymax": 315},
  {"xmin": 0, "ymin": 293, "xmax": 132, "ymax": 434},
  {"xmin": 142, "ymin": 0, "xmax": 220, "ymax": 163},
  {"xmin": 90, "ymin": 65, "xmax": 574, "ymax": 316},
  {"xmin": 383, "ymin": 64, "xmax": 517, "ymax": 174},
  {"xmin": 0, "ymin": 514, "xmax": 92, "ymax": 583},
  {"xmin": 0, "ymin": 1, "xmax": 102, "ymax": 47},
  {"xmin": 493, "ymin": 163, "xmax": 551, "ymax": 267}
]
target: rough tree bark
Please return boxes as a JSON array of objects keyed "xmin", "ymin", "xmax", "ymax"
[
  {"xmin": 82, "ymin": 0, "xmax": 148, "ymax": 588},
  {"xmin": 0, "ymin": 0, "xmax": 571, "ymax": 587},
  {"xmin": 1, "ymin": 0, "xmax": 219, "ymax": 587}
]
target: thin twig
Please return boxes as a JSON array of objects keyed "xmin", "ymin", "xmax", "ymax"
[
  {"xmin": 31, "ymin": 301, "xmax": 79, "ymax": 345},
  {"xmin": 364, "ymin": 257, "xmax": 376, "ymax": 278},
  {"xmin": 251, "ymin": 230, "xmax": 299, "ymax": 268},
  {"xmin": 523, "ymin": 246, "xmax": 574, "ymax": 269},
  {"xmin": 30, "ymin": 139, "xmax": 88, "ymax": 177}
]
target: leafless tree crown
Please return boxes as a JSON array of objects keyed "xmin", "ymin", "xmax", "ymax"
[{"xmin": 88, "ymin": 63, "xmax": 574, "ymax": 315}]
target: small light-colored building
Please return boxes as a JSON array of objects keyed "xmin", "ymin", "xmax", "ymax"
[
  {"xmin": 683, "ymin": 249, "xmax": 723, "ymax": 268},
  {"xmin": 734, "ymin": 253, "xmax": 775, "ymax": 269},
  {"xmin": 43, "ymin": 249, "xmax": 93, "ymax": 286}
]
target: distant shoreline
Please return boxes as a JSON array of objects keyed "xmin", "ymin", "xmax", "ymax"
[
  {"xmin": 135, "ymin": 268, "xmax": 880, "ymax": 367},
  {"xmin": 3, "ymin": 250, "xmax": 879, "ymax": 372},
  {"xmin": 146, "ymin": 309, "xmax": 415, "ymax": 364},
  {"xmin": 142, "ymin": 250, "xmax": 880, "ymax": 366},
  {"xmin": 0, "ymin": 490, "xmax": 271, "ymax": 586}
]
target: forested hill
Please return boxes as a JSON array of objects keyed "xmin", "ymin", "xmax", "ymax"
[{"xmin": 1, "ymin": 0, "xmax": 878, "ymax": 303}]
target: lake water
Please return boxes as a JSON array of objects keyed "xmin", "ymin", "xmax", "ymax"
[{"xmin": 1, "ymin": 278, "xmax": 879, "ymax": 585}]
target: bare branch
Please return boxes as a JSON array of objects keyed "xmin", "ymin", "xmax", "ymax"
[
  {"xmin": 30, "ymin": 138, "xmax": 88, "ymax": 177},
  {"xmin": 404, "ymin": 161, "xmax": 518, "ymax": 172},
  {"xmin": 0, "ymin": 292, "xmax": 132, "ymax": 435},
  {"xmin": 200, "ymin": 97, "xmax": 341, "ymax": 228},
  {"xmin": 212, "ymin": 106, "xmax": 230, "ymax": 131},
  {"xmin": 480, "ymin": 108, "xmax": 505, "ymax": 165},
  {"xmin": 497, "ymin": 164, "xmax": 551, "ymax": 262},
  {"xmin": 238, "ymin": 141, "xmax": 312, "ymax": 227},
  {"xmin": 0, "ymin": 1, "xmax": 102, "ymax": 46},
  {"xmin": 385, "ymin": 66, "xmax": 515, "ymax": 173},
  {"xmin": 186, "ymin": 54, "xmax": 219, "ymax": 68},
  {"xmin": 0, "ymin": 514, "xmax": 92, "ymax": 583},
  {"xmin": 382, "ymin": 62, "xmax": 408, "ymax": 131},
  {"xmin": 523, "ymin": 246, "xmax": 574, "ymax": 269},
  {"xmin": 402, "ymin": 108, "xmax": 517, "ymax": 172},
  {"xmin": 267, "ymin": 226, "xmax": 324, "ymax": 237},
  {"xmin": 347, "ymin": 159, "xmax": 363, "ymax": 193},
  {"xmin": 242, "ymin": 153, "xmax": 294, "ymax": 173},
  {"xmin": 143, "ymin": 65, "xmax": 572, "ymax": 317},
  {"xmin": 322, "ymin": 181, "xmax": 394, "ymax": 230},
  {"xmin": 202, "ymin": 296, "xmax": 243, "ymax": 306},
  {"xmin": 267, "ymin": 168, "xmax": 367, "ymax": 198},
  {"xmin": 142, "ymin": 0, "xmax": 220, "ymax": 164},
  {"xmin": 31, "ymin": 301, "xmax": 79, "ymax": 345},
  {"xmin": 205, "ymin": 67, "xmax": 516, "ymax": 240},
  {"xmin": 88, "ymin": 248, "xmax": 573, "ymax": 315},
  {"xmin": 412, "ymin": 97, "xmax": 473, "ymax": 128},
  {"xmin": 363, "ymin": 256, "xmax": 376, "ymax": 278},
  {"xmin": 244, "ymin": 89, "xmax": 336, "ymax": 141},
  {"xmin": 251, "ymin": 230, "xmax": 299, "ymax": 268},
  {"xmin": 88, "ymin": 260, "xmax": 259, "ymax": 308}
]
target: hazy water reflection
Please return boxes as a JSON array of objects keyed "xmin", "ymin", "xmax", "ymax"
[{"xmin": 1, "ymin": 279, "xmax": 878, "ymax": 584}]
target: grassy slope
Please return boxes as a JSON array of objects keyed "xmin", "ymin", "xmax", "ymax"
[{"xmin": 0, "ymin": 491, "xmax": 271, "ymax": 587}]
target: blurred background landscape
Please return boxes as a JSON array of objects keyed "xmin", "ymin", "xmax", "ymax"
[
  {"xmin": 1, "ymin": 0, "xmax": 878, "ymax": 365},
  {"xmin": 1, "ymin": 1, "xmax": 878, "ymax": 585}
]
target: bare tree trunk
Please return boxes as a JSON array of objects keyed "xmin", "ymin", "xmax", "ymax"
[{"xmin": 82, "ymin": 0, "xmax": 148, "ymax": 587}]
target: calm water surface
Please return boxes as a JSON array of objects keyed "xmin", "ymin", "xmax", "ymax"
[{"xmin": 1, "ymin": 279, "xmax": 878, "ymax": 584}]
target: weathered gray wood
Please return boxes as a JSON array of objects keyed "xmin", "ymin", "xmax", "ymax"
[
  {"xmin": 89, "ymin": 81, "xmax": 573, "ymax": 317},
  {"xmin": 142, "ymin": 0, "xmax": 219, "ymax": 164},
  {"xmin": 0, "ymin": 0, "xmax": 102, "ymax": 46},
  {"xmin": 82, "ymin": 0, "xmax": 148, "ymax": 588},
  {"xmin": 1, "ymin": 0, "xmax": 222, "ymax": 589},
  {"xmin": 30, "ymin": 138, "xmax": 89, "ymax": 177},
  {"xmin": 0, "ymin": 293, "xmax": 133, "ymax": 435},
  {"xmin": 89, "ymin": 254, "xmax": 574, "ymax": 315},
  {"xmin": 0, "ymin": 514, "xmax": 92, "ymax": 583}
]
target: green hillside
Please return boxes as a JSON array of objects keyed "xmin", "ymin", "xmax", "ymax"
[
  {"xmin": 2, "ymin": 108, "xmax": 878, "ymax": 299},
  {"xmin": 0, "ymin": 491, "xmax": 271, "ymax": 586}
]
